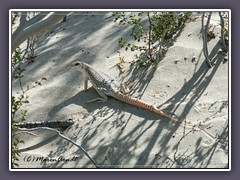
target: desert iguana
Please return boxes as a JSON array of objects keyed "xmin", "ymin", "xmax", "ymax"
[
  {"xmin": 71, "ymin": 60, "xmax": 177, "ymax": 123},
  {"xmin": 71, "ymin": 61, "xmax": 227, "ymax": 146}
]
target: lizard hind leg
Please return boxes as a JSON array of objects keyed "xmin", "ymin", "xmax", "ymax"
[{"xmin": 120, "ymin": 80, "xmax": 138, "ymax": 95}]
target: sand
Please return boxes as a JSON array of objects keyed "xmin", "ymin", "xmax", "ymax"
[{"xmin": 11, "ymin": 11, "xmax": 229, "ymax": 169}]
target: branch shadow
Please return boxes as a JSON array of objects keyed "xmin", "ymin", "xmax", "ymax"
[
  {"xmin": 192, "ymin": 122, "xmax": 229, "ymax": 168},
  {"xmin": 158, "ymin": 41, "xmax": 225, "ymax": 121}
]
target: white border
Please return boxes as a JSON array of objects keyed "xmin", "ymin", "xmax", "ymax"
[
  {"xmin": 9, "ymin": 9, "xmax": 231, "ymax": 171},
  {"xmin": 228, "ymin": 9, "xmax": 231, "ymax": 172}
]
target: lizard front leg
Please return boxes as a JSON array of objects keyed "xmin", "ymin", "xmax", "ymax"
[
  {"xmin": 84, "ymin": 77, "xmax": 89, "ymax": 91},
  {"xmin": 86, "ymin": 89, "xmax": 108, "ymax": 103},
  {"xmin": 83, "ymin": 77, "xmax": 108, "ymax": 103}
]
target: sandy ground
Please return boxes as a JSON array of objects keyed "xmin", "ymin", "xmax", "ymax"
[{"xmin": 12, "ymin": 11, "xmax": 229, "ymax": 169}]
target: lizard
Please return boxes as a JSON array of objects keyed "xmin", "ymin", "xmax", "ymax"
[
  {"xmin": 71, "ymin": 60, "xmax": 178, "ymax": 123},
  {"xmin": 15, "ymin": 119, "xmax": 74, "ymax": 129}
]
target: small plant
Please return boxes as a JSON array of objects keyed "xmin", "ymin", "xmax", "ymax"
[
  {"xmin": 11, "ymin": 70, "xmax": 47, "ymax": 168},
  {"xmin": 11, "ymin": 95, "xmax": 28, "ymax": 168},
  {"xmin": 11, "ymin": 45, "xmax": 26, "ymax": 168},
  {"xmin": 26, "ymin": 33, "xmax": 42, "ymax": 64},
  {"xmin": 12, "ymin": 47, "xmax": 22, "ymax": 68},
  {"xmin": 11, "ymin": 47, "xmax": 47, "ymax": 167},
  {"xmin": 222, "ymin": 12, "xmax": 229, "ymax": 47},
  {"xmin": 11, "ymin": 12, "xmax": 19, "ymax": 25},
  {"xmin": 112, "ymin": 11, "xmax": 191, "ymax": 66}
]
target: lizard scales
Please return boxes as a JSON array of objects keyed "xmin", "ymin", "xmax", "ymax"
[
  {"xmin": 71, "ymin": 60, "xmax": 177, "ymax": 122},
  {"xmin": 16, "ymin": 119, "xmax": 74, "ymax": 129}
]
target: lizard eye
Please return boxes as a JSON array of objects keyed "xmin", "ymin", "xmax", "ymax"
[
  {"xmin": 72, "ymin": 61, "xmax": 84, "ymax": 69},
  {"xmin": 74, "ymin": 62, "xmax": 80, "ymax": 66}
]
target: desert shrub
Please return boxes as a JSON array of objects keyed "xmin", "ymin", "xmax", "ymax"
[{"xmin": 112, "ymin": 11, "xmax": 191, "ymax": 66}]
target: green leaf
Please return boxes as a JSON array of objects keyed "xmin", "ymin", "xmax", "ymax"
[
  {"xmin": 13, "ymin": 163, "xmax": 19, "ymax": 167},
  {"xmin": 18, "ymin": 139, "xmax": 25, "ymax": 144}
]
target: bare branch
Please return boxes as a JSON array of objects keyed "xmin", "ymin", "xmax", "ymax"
[
  {"xmin": 25, "ymin": 12, "xmax": 50, "ymax": 28},
  {"xmin": 202, "ymin": 12, "xmax": 212, "ymax": 68},
  {"xmin": 12, "ymin": 11, "xmax": 70, "ymax": 53},
  {"xmin": 19, "ymin": 12, "xmax": 27, "ymax": 26},
  {"xmin": 11, "ymin": 13, "xmax": 27, "ymax": 41},
  {"xmin": 17, "ymin": 126, "xmax": 99, "ymax": 168},
  {"xmin": 218, "ymin": 12, "xmax": 227, "ymax": 52},
  {"xmin": 147, "ymin": 12, "xmax": 153, "ymax": 61}
]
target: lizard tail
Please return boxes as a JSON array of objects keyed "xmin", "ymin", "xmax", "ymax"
[
  {"xmin": 113, "ymin": 92, "xmax": 177, "ymax": 122},
  {"xmin": 151, "ymin": 107, "xmax": 177, "ymax": 122}
]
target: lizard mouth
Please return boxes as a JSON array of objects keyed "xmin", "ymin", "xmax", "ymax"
[{"xmin": 70, "ymin": 63, "xmax": 75, "ymax": 69}]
